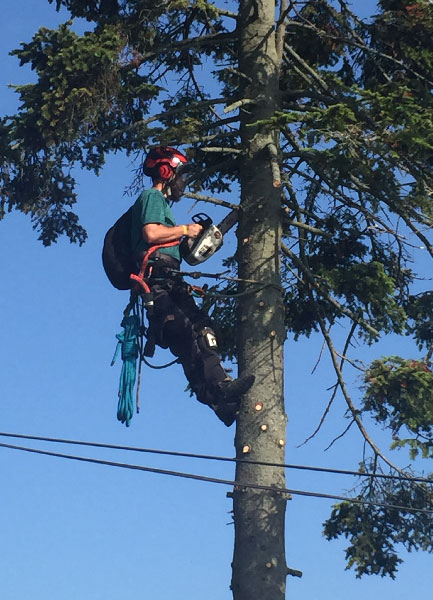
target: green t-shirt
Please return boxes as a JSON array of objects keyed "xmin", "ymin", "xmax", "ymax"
[{"xmin": 131, "ymin": 188, "xmax": 181, "ymax": 262}]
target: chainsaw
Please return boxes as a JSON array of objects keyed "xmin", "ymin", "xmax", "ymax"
[{"xmin": 180, "ymin": 209, "xmax": 238, "ymax": 265}]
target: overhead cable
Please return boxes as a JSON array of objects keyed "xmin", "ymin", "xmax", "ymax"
[
  {"xmin": 1, "ymin": 440, "xmax": 432, "ymax": 515},
  {"xmin": 0, "ymin": 431, "xmax": 431, "ymax": 485}
]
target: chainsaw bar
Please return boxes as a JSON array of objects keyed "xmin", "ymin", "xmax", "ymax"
[{"xmin": 216, "ymin": 208, "xmax": 238, "ymax": 235}]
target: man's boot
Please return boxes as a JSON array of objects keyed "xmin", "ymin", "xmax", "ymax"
[{"xmin": 212, "ymin": 374, "xmax": 255, "ymax": 426}]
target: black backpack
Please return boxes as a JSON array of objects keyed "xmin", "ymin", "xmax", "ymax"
[{"xmin": 102, "ymin": 206, "xmax": 137, "ymax": 290}]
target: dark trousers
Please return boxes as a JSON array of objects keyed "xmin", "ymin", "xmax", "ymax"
[{"xmin": 148, "ymin": 273, "xmax": 227, "ymax": 407}]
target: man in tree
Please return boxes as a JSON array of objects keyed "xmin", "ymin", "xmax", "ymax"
[
  {"xmin": 3, "ymin": 1, "xmax": 433, "ymax": 593},
  {"xmin": 131, "ymin": 146, "xmax": 254, "ymax": 426}
]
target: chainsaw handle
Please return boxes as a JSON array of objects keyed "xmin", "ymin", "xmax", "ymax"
[{"xmin": 192, "ymin": 213, "xmax": 212, "ymax": 228}]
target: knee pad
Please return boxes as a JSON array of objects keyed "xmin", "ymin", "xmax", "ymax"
[{"xmin": 198, "ymin": 327, "xmax": 219, "ymax": 349}]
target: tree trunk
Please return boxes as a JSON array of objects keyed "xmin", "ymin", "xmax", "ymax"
[{"xmin": 231, "ymin": 1, "xmax": 288, "ymax": 599}]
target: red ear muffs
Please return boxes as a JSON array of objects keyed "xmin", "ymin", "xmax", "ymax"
[{"xmin": 158, "ymin": 164, "xmax": 173, "ymax": 181}]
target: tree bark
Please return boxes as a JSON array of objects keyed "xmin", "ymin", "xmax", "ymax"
[{"xmin": 231, "ymin": 1, "xmax": 288, "ymax": 599}]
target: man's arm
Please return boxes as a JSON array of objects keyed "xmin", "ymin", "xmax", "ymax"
[{"xmin": 143, "ymin": 222, "xmax": 202, "ymax": 244}]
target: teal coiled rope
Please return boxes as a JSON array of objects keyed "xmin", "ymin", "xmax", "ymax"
[{"xmin": 111, "ymin": 315, "xmax": 140, "ymax": 427}]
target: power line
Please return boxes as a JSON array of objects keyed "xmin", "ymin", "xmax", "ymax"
[
  {"xmin": 1, "ymin": 440, "xmax": 432, "ymax": 515},
  {"xmin": 0, "ymin": 431, "xmax": 431, "ymax": 485}
]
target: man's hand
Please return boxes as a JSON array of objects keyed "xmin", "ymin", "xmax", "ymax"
[{"xmin": 186, "ymin": 223, "xmax": 203, "ymax": 238}]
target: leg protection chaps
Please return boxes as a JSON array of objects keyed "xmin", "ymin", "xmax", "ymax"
[{"xmin": 149, "ymin": 280, "xmax": 228, "ymax": 406}]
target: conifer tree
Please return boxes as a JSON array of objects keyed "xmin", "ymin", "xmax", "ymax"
[{"xmin": 2, "ymin": 1, "xmax": 433, "ymax": 597}]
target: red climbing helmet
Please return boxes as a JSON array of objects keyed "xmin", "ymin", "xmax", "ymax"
[{"xmin": 143, "ymin": 146, "xmax": 188, "ymax": 182}]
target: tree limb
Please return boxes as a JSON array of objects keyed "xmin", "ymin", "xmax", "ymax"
[
  {"xmin": 224, "ymin": 98, "xmax": 254, "ymax": 113},
  {"xmin": 285, "ymin": 18, "xmax": 433, "ymax": 87},
  {"xmin": 211, "ymin": 5, "xmax": 238, "ymax": 19},
  {"xmin": 283, "ymin": 218, "xmax": 332, "ymax": 238},
  {"xmin": 200, "ymin": 146, "xmax": 243, "ymax": 154},
  {"xmin": 281, "ymin": 242, "xmax": 380, "ymax": 338},
  {"xmin": 154, "ymin": 129, "xmax": 239, "ymax": 147},
  {"xmin": 89, "ymin": 97, "xmax": 235, "ymax": 146},
  {"xmin": 299, "ymin": 322, "xmax": 358, "ymax": 447},
  {"xmin": 324, "ymin": 418, "xmax": 356, "ymax": 451},
  {"xmin": 183, "ymin": 191, "xmax": 238, "ymax": 210},
  {"xmin": 275, "ymin": 0, "xmax": 289, "ymax": 63},
  {"xmin": 185, "ymin": 52, "xmax": 238, "ymax": 128},
  {"xmin": 130, "ymin": 32, "xmax": 238, "ymax": 67},
  {"xmin": 267, "ymin": 143, "xmax": 282, "ymax": 187},
  {"xmin": 283, "ymin": 43, "xmax": 330, "ymax": 92},
  {"xmin": 315, "ymin": 312, "xmax": 421, "ymax": 478}
]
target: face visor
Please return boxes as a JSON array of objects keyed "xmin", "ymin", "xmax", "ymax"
[{"xmin": 167, "ymin": 162, "xmax": 190, "ymax": 202}]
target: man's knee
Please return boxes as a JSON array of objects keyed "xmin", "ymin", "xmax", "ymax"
[{"xmin": 197, "ymin": 327, "xmax": 219, "ymax": 350}]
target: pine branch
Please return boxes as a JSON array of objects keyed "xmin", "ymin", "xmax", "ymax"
[
  {"xmin": 129, "ymin": 32, "xmax": 238, "ymax": 67},
  {"xmin": 285, "ymin": 17, "xmax": 433, "ymax": 87},
  {"xmin": 89, "ymin": 97, "xmax": 235, "ymax": 146},
  {"xmin": 204, "ymin": 116, "xmax": 241, "ymax": 130},
  {"xmin": 159, "ymin": 128, "xmax": 239, "ymax": 147},
  {"xmin": 281, "ymin": 129, "xmax": 415, "ymax": 248},
  {"xmin": 283, "ymin": 43, "xmax": 330, "ymax": 92},
  {"xmin": 281, "ymin": 242, "xmax": 380, "ymax": 338},
  {"xmin": 281, "ymin": 88, "xmax": 331, "ymax": 104},
  {"xmin": 186, "ymin": 156, "xmax": 236, "ymax": 184},
  {"xmin": 282, "ymin": 173, "xmax": 390, "ymax": 239}
]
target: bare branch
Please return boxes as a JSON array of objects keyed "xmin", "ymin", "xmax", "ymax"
[
  {"xmin": 283, "ymin": 43, "xmax": 330, "ymax": 92},
  {"xmin": 316, "ymin": 315, "xmax": 416, "ymax": 477},
  {"xmin": 299, "ymin": 323, "xmax": 358, "ymax": 447},
  {"xmin": 283, "ymin": 217, "xmax": 332, "ymax": 238},
  {"xmin": 200, "ymin": 146, "xmax": 243, "ymax": 154},
  {"xmin": 185, "ymin": 54, "xmax": 238, "ymax": 128},
  {"xmin": 224, "ymin": 67, "xmax": 253, "ymax": 83},
  {"xmin": 387, "ymin": 205, "xmax": 433, "ymax": 260},
  {"xmin": 183, "ymin": 191, "xmax": 238, "ymax": 210},
  {"xmin": 276, "ymin": 0, "xmax": 289, "ymax": 63},
  {"xmin": 267, "ymin": 143, "xmax": 282, "ymax": 187},
  {"xmin": 324, "ymin": 418, "xmax": 356, "ymax": 451},
  {"xmin": 311, "ymin": 337, "xmax": 327, "ymax": 375},
  {"xmin": 224, "ymin": 98, "xmax": 254, "ymax": 113},
  {"xmin": 212, "ymin": 5, "xmax": 238, "ymax": 19}
]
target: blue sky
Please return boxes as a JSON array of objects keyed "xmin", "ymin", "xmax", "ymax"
[{"xmin": 1, "ymin": 2, "xmax": 431, "ymax": 599}]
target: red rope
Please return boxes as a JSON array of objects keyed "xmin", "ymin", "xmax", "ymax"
[{"xmin": 129, "ymin": 240, "xmax": 180, "ymax": 294}]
